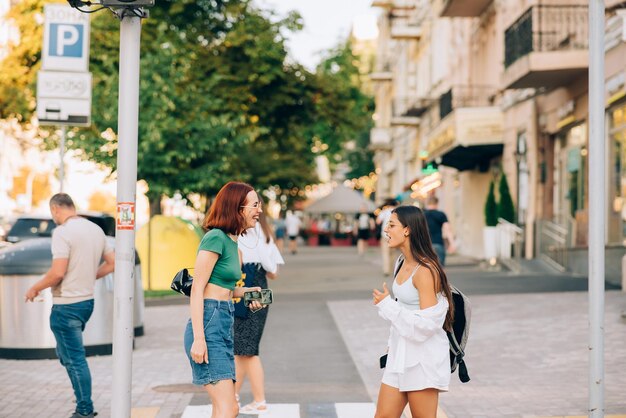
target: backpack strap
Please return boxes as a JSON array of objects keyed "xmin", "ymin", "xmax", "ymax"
[
  {"xmin": 447, "ymin": 331, "xmax": 470, "ymax": 383},
  {"xmin": 446, "ymin": 331, "xmax": 464, "ymax": 357},
  {"xmin": 458, "ymin": 359, "xmax": 470, "ymax": 383}
]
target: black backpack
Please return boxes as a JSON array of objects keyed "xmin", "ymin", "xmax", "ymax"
[
  {"xmin": 448, "ymin": 285, "xmax": 471, "ymax": 383},
  {"xmin": 393, "ymin": 256, "xmax": 471, "ymax": 383}
]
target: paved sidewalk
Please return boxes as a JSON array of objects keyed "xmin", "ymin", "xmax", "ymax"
[
  {"xmin": 0, "ymin": 303, "xmax": 194, "ymax": 418},
  {"xmin": 1, "ymin": 246, "xmax": 624, "ymax": 418},
  {"xmin": 329, "ymin": 291, "xmax": 626, "ymax": 418}
]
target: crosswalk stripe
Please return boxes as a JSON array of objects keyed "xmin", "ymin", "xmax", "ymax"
[
  {"xmin": 181, "ymin": 403, "xmax": 301, "ymax": 418},
  {"xmin": 335, "ymin": 403, "xmax": 376, "ymax": 417},
  {"xmin": 181, "ymin": 402, "xmax": 378, "ymax": 418}
]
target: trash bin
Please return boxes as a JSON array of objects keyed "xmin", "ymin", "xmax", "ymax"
[{"xmin": 0, "ymin": 237, "xmax": 144, "ymax": 360}]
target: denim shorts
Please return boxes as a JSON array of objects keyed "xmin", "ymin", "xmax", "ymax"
[{"xmin": 184, "ymin": 299, "xmax": 236, "ymax": 385}]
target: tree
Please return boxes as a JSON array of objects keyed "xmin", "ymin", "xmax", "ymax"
[
  {"xmin": 484, "ymin": 180, "xmax": 498, "ymax": 227},
  {"xmin": 88, "ymin": 190, "xmax": 117, "ymax": 215},
  {"xmin": 312, "ymin": 42, "xmax": 375, "ymax": 179},
  {"xmin": 0, "ymin": 0, "xmax": 46, "ymax": 121},
  {"xmin": 1, "ymin": 0, "xmax": 375, "ymax": 209},
  {"xmin": 497, "ymin": 173, "xmax": 515, "ymax": 223},
  {"xmin": 9, "ymin": 166, "xmax": 51, "ymax": 208}
]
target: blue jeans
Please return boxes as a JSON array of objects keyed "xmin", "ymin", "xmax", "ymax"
[
  {"xmin": 184, "ymin": 299, "xmax": 236, "ymax": 385},
  {"xmin": 432, "ymin": 243, "xmax": 446, "ymax": 266},
  {"xmin": 50, "ymin": 300, "xmax": 95, "ymax": 415}
]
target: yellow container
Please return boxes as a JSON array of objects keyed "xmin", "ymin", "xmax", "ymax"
[{"xmin": 135, "ymin": 216, "xmax": 202, "ymax": 290}]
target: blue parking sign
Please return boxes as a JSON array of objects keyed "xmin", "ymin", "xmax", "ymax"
[
  {"xmin": 42, "ymin": 4, "xmax": 90, "ymax": 72},
  {"xmin": 49, "ymin": 24, "xmax": 84, "ymax": 58}
]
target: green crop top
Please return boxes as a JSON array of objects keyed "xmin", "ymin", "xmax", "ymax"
[{"xmin": 197, "ymin": 228, "xmax": 241, "ymax": 291}]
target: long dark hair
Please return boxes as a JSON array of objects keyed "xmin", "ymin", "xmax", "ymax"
[
  {"xmin": 393, "ymin": 205, "xmax": 454, "ymax": 331},
  {"xmin": 256, "ymin": 193, "xmax": 274, "ymax": 244}
]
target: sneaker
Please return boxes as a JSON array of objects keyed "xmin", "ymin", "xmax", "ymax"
[{"xmin": 239, "ymin": 400, "xmax": 268, "ymax": 414}]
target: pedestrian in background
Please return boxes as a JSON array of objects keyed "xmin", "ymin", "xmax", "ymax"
[
  {"xmin": 184, "ymin": 182, "xmax": 263, "ymax": 418},
  {"xmin": 356, "ymin": 205, "xmax": 374, "ymax": 257},
  {"xmin": 234, "ymin": 207, "xmax": 284, "ymax": 414},
  {"xmin": 373, "ymin": 205, "xmax": 454, "ymax": 418},
  {"xmin": 376, "ymin": 199, "xmax": 398, "ymax": 276},
  {"xmin": 423, "ymin": 196, "xmax": 456, "ymax": 266},
  {"xmin": 25, "ymin": 193, "xmax": 115, "ymax": 418},
  {"xmin": 285, "ymin": 210, "xmax": 302, "ymax": 255},
  {"xmin": 273, "ymin": 212, "xmax": 287, "ymax": 253}
]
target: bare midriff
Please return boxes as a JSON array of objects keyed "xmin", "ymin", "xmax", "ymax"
[{"xmin": 203, "ymin": 282, "xmax": 234, "ymax": 301}]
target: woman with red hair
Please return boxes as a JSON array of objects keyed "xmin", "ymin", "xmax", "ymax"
[{"xmin": 184, "ymin": 181, "xmax": 263, "ymax": 418}]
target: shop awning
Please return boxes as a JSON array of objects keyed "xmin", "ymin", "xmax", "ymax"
[
  {"xmin": 438, "ymin": 143, "xmax": 504, "ymax": 171},
  {"xmin": 426, "ymin": 106, "xmax": 504, "ymax": 172},
  {"xmin": 304, "ymin": 185, "xmax": 376, "ymax": 214}
]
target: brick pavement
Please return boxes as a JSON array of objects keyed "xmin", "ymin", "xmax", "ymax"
[
  {"xmin": 328, "ymin": 291, "xmax": 626, "ymax": 418},
  {"xmin": 1, "ymin": 246, "xmax": 625, "ymax": 418},
  {"xmin": 0, "ymin": 304, "xmax": 194, "ymax": 418}
]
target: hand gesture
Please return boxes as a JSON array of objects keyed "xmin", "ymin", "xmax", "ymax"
[
  {"xmin": 25, "ymin": 287, "xmax": 40, "ymax": 303},
  {"xmin": 190, "ymin": 339, "xmax": 208, "ymax": 364},
  {"xmin": 373, "ymin": 282, "xmax": 390, "ymax": 305}
]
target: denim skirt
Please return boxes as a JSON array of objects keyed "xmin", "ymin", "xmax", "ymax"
[{"xmin": 184, "ymin": 299, "xmax": 235, "ymax": 385}]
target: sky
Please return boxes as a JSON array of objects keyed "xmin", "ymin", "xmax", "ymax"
[{"xmin": 256, "ymin": 0, "xmax": 379, "ymax": 69}]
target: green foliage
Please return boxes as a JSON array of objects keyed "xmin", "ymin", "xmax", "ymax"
[
  {"xmin": 484, "ymin": 180, "xmax": 498, "ymax": 227},
  {"xmin": 0, "ymin": 0, "xmax": 374, "ymax": 205},
  {"xmin": 497, "ymin": 173, "xmax": 515, "ymax": 223},
  {"xmin": 0, "ymin": 0, "xmax": 47, "ymax": 121},
  {"xmin": 313, "ymin": 42, "xmax": 375, "ymax": 179}
]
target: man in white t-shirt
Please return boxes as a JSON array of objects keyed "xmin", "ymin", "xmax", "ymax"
[
  {"xmin": 285, "ymin": 210, "xmax": 302, "ymax": 255},
  {"xmin": 25, "ymin": 194, "xmax": 115, "ymax": 418},
  {"xmin": 376, "ymin": 198, "xmax": 398, "ymax": 276}
]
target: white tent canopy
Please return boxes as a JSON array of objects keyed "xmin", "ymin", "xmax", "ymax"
[{"xmin": 304, "ymin": 185, "xmax": 376, "ymax": 214}]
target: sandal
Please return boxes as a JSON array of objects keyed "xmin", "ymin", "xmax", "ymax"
[{"xmin": 239, "ymin": 400, "xmax": 268, "ymax": 414}]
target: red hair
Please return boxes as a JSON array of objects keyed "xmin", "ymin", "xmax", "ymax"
[{"xmin": 203, "ymin": 182, "xmax": 254, "ymax": 235}]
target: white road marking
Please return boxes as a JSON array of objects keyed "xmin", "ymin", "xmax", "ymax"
[{"xmin": 181, "ymin": 403, "xmax": 301, "ymax": 418}]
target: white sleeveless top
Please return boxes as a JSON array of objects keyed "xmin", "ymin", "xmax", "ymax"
[
  {"xmin": 392, "ymin": 264, "xmax": 421, "ymax": 310},
  {"xmin": 377, "ymin": 256, "xmax": 450, "ymax": 390}
]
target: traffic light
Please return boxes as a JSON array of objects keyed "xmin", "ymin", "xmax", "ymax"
[{"xmin": 100, "ymin": 0, "xmax": 155, "ymax": 6}]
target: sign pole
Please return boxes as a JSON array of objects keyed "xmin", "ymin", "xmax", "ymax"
[
  {"xmin": 111, "ymin": 10, "xmax": 141, "ymax": 418},
  {"xmin": 59, "ymin": 125, "xmax": 66, "ymax": 193},
  {"xmin": 588, "ymin": 0, "xmax": 605, "ymax": 416}
]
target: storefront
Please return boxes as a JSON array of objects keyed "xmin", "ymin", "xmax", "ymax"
[
  {"xmin": 553, "ymin": 122, "xmax": 588, "ymax": 246},
  {"xmin": 424, "ymin": 106, "xmax": 504, "ymax": 258},
  {"xmin": 608, "ymin": 100, "xmax": 626, "ymax": 245}
]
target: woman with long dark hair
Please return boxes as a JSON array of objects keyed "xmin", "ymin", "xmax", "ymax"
[
  {"xmin": 373, "ymin": 205, "xmax": 454, "ymax": 418},
  {"xmin": 184, "ymin": 181, "xmax": 263, "ymax": 418}
]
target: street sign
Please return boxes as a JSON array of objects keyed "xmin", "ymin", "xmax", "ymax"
[
  {"xmin": 42, "ymin": 4, "xmax": 90, "ymax": 72},
  {"xmin": 36, "ymin": 71, "xmax": 91, "ymax": 126}
]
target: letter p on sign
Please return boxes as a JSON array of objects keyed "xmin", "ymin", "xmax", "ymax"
[{"xmin": 50, "ymin": 24, "xmax": 83, "ymax": 58}]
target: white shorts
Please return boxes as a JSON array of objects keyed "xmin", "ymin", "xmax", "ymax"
[{"xmin": 381, "ymin": 363, "xmax": 449, "ymax": 393}]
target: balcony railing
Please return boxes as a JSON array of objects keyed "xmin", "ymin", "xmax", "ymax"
[
  {"xmin": 504, "ymin": 5, "xmax": 588, "ymax": 68},
  {"xmin": 438, "ymin": 85, "xmax": 496, "ymax": 120}
]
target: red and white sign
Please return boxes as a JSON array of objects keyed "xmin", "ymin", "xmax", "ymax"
[{"xmin": 116, "ymin": 202, "xmax": 135, "ymax": 231}]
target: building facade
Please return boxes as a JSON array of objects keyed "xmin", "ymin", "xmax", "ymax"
[{"xmin": 370, "ymin": 0, "xmax": 626, "ymax": 285}]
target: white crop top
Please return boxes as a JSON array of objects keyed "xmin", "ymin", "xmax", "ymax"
[{"xmin": 392, "ymin": 264, "xmax": 421, "ymax": 310}]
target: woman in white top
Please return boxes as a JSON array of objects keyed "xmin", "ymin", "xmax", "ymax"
[
  {"xmin": 235, "ymin": 208, "xmax": 284, "ymax": 414},
  {"xmin": 373, "ymin": 205, "xmax": 454, "ymax": 418}
]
